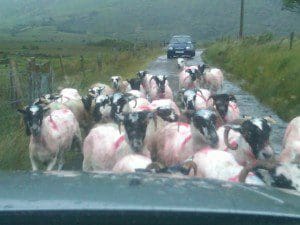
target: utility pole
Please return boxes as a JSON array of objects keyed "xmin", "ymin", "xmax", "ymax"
[{"xmin": 239, "ymin": 0, "xmax": 244, "ymax": 39}]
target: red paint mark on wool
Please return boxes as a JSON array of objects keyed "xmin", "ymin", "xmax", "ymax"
[
  {"xmin": 180, "ymin": 134, "xmax": 192, "ymax": 151},
  {"xmin": 114, "ymin": 135, "xmax": 125, "ymax": 150},
  {"xmin": 49, "ymin": 116, "xmax": 58, "ymax": 131},
  {"xmin": 177, "ymin": 122, "xmax": 190, "ymax": 128},
  {"xmin": 62, "ymin": 109, "xmax": 69, "ymax": 114},
  {"xmin": 200, "ymin": 147, "xmax": 213, "ymax": 154},
  {"xmin": 138, "ymin": 105, "xmax": 152, "ymax": 111},
  {"xmin": 229, "ymin": 175, "xmax": 239, "ymax": 182}
]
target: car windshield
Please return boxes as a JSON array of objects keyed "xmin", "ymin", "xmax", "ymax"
[
  {"xmin": 0, "ymin": 0, "xmax": 299, "ymax": 223},
  {"xmin": 170, "ymin": 36, "xmax": 191, "ymax": 43}
]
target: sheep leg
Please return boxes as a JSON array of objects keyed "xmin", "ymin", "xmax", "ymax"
[
  {"xmin": 46, "ymin": 156, "xmax": 58, "ymax": 171},
  {"xmin": 57, "ymin": 150, "xmax": 65, "ymax": 171},
  {"xmin": 30, "ymin": 153, "xmax": 38, "ymax": 171},
  {"xmin": 74, "ymin": 131, "xmax": 83, "ymax": 152}
]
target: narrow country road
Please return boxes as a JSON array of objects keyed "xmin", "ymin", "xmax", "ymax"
[{"xmin": 147, "ymin": 50, "xmax": 287, "ymax": 154}]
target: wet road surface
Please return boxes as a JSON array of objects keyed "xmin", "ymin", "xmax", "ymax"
[{"xmin": 147, "ymin": 50, "xmax": 287, "ymax": 154}]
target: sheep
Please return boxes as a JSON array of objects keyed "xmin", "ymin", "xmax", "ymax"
[
  {"xmin": 83, "ymin": 111, "xmax": 154, "ymax": 171},
  {"xmin": 179, "ymin": 66, "xmax": 201, "ymax": 89},
  {"xmin": 179, "ymin": 88, "xmax": 213, "ymax": 111},
  {"xmin": 280, "ymin": 116, "xmax": 300, "ymax": 163},
  {"xmin": 149, "ymin": 75, "xmax": 173, "ymax": 101},
  {"xmin": 82, "ymin": 123, "xmax": 131, "ymax": 171},
  {"xmin": 136, "ymin": 70, "xmax": 153, "ymax": 94},
  {"xmin": 110, "ymin": 93, "xmax": 151, "ymax": 122},
  {"xmin": 110, "ymin": 75, "xmax": 132, "ymax": 93},
  {"xmin": 113, "ymin": 154, "xmax": 152, "ymax": 173},
  {"xmin": 192, "ymin": 149, "xmax": 265, "ymax": 185},
  {"xmin": 150, "ymin": 109, "xmax": 219, "ymax": 167},
  {"xmin": 119, "ymin": 111, "xmax": 155, "ymax": 155},
  {"xmin": 92, "ymin": 94, "xmax": 112, "ymax": 123},
  {"xmin": 177, "ymin": 58, "xmax": 185, "ymax": 69},
  {"xmin": 127, "ymin": 77, "xmax": 147, "ymax": 96},
  {"xmin": 198, "ymin": 64, "xmax": 223, "ymax": 93},
  {"xmin": 32, "ymin": 92, "xmax": 93, "ymax": 134},
  {"xmin": 217, "ymin": 117, "xmax": 275, "ymax": 167},
  {"xmin": 18, "ymin": 104, "xmax": 82, "ymax": 171},
  {"xmin": 90, "ymin": 83, "xmax": 114, "ymax": 95},
  {"xmin": 149, "ymin": 99, "xmax": 181, "ymax": 117},
  {"xmin": 59, "ymin": 88, "xmax": 82, "ymax": 103},
  {"xmin": 60, "ymin": 98, "xmax": 93, "ymax": 134},
  {"xmin": 239, "ymin": 159, "xmax": 300, "ymax": 191},
  {"xmin": 209, "ymin": 94, "xmax": 240, "ymax": 123}
]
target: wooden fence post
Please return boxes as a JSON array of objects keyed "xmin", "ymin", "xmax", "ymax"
[
  {"xmin": 239, "ymin": 0, "xmax": 244, "ymax": 39},
  {"xmin": 97, "ymin": 53, "xmax": 102, "ymax": 73},
  {"xmin": 9, "ymin": 60, "xmax": 23, "ymax": 108},
  {"xmin": 59, "ymin": 55, "xmax": 65, "ymax": 76},
  {"xmin": 80, "ymin": 55, "xmax": 85, "ymax": 76},
  {"xmin": 289, "ymin": 31, "xmax": 294, "ymax": 50}
]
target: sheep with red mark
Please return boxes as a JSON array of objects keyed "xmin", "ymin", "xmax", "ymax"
[
  {"xmin": 191, "ymin": 149, "xmax": 265, "ymax": 185},
  {"xmin": 137, "ymin": 70, "xmax": 153, "ymax": 94},
  {"xmin": 217, "ymin": 117, "xmax": 274, "ymax": 167},
  {"xmin": 149, "ymin": 75, "xmax": 173, "ymax": 101},
  {"xmin": 18, "ymin": 105, "xmax": 82, "ymax": 171},
  {"xmin": 209, "ymin": 94, "xmax": 240, "ymax": 124},
  {"xmin": 82, "ymin": 123, "xmax": 131, "ymax": 171},
  {"xmin": 198, "ymin": 64, "xmax": 223, "ymax": 93},
  {"xmin": 280, "ymin": 116, "xmax": 300, "ymax": 163},
  {"xmin": 82, "ymin": 111, "xmax": 154, "ymax": 171},
  {"xmin": 179, "ymin": 66, "xmax": 201, "ymax": 89},
  {"xmin": 33, "ymin": 92, "xmax": 93, "ymax": 134},
  {"xmin": 180, "ymin": 88, "xmax": 213, "ymax": 111},
  {"xmin": 110, "ymin": 75, "xmax": 131, "ymax": 93},
  {"xmin": 150, "ymin": 109, "xmax": 219, "ymax": 167}
]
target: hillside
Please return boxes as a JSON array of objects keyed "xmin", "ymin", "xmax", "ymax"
[{"xmin": 0, "ymin": 0, "xmax": 299, "ymax": 42}]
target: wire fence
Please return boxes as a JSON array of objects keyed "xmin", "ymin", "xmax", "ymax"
[{"xmin": 0, "ymin": 58, "xmax": 54, "ymax": 135}]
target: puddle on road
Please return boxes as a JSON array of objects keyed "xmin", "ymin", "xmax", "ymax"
[{"xmin": 147, "ymin": 50, "xmax": 286, "ymax": 154}]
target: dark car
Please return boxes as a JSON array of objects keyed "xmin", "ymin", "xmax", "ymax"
[{"xmin": 167, "ymin": 35, "xmax": 195, "ymax": 59}]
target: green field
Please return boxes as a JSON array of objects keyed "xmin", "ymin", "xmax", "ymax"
[
  {"xmin": 203, "ymin": 34, "xmax": 300, "ymax": 121},
  {"xmin": 0, "ymin": 40, "xmax": 161, "ymax": 170}
]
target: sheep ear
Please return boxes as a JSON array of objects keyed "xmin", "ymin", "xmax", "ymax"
[{"xmin": 82, "ymin": 96, "xmax": 92, "ymax": 111}]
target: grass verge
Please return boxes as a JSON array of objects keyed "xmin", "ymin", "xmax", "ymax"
[{"xmin": 203, "ymin": 34, "xmax": 300, "ymax": 121}]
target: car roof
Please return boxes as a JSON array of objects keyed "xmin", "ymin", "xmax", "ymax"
[{"xmin": 171, "ymin": 35, "xmax": 191, "ymax": 39}]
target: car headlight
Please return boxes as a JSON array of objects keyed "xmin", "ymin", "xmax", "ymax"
[
  {"xmin": 186, "ymin": 46, "xmax": 191, "ymax": 50},
  {"xmin": 168, "ymin": 46, "xmax": 173, "ymax": 50}
]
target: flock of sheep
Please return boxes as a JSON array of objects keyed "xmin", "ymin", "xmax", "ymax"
[{"xmin": 17, "ymin": 56, "xmax": 300, "ymax": 192}]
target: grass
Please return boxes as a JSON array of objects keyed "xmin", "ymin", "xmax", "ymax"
[
  {"xmin": 0, "ymin": 39, "xmax": 162, "ymax": 170},
  {"xmin": 203, "ymin": 34, "xmax": 300, "ymax": 121}
]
